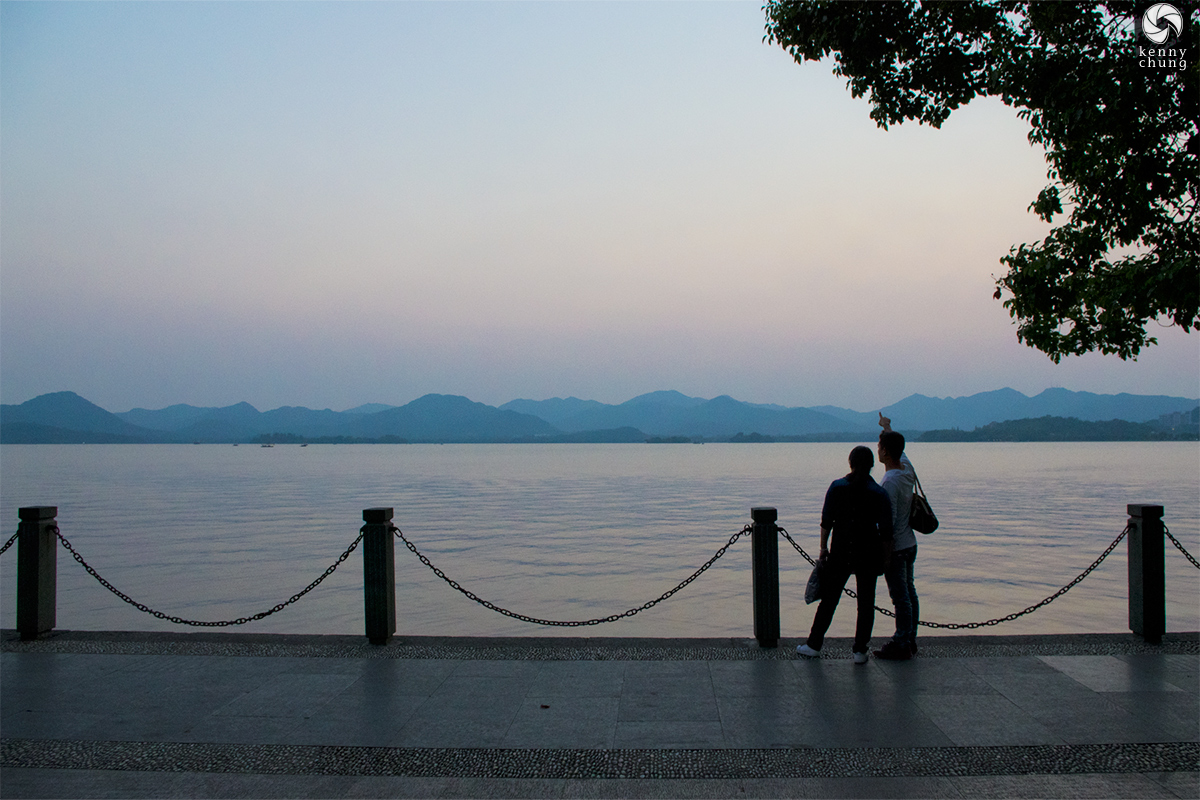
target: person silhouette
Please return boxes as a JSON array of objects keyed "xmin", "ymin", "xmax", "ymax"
[
  {"xmin": 797, "ymin": 445, "xmax": 893, "ymax": 664},
  {"xmin": 874, "ymin": 413, "xmax": 920, "ymax": 660}
]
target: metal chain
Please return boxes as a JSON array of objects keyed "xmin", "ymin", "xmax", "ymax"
[
  {"xmin": 1165, "ymin": 524, "xmax": 1200, "ymax": 570},
  {"xmin": 5, "ymin": 512, "xmax": 1186, "ymax": 633},
  {"xmin": 53, "ymin": 526, "xmax": 364, "ymax": 627},
  {"xmin": 779, "ymin": 523, "xmax": 1132, "ymax": 630},
  {"xmin": 392, "ymin": 524, "xmax": 752, "ymax": 627}
]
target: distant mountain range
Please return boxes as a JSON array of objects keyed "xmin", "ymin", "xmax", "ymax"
[
  {"xmin": 1, "ymin": 388, "xmax": 1197, "ymax": 444},
  {"xmin": 501, "ymin": 391, "xmax": 862, "ymax": 438}
]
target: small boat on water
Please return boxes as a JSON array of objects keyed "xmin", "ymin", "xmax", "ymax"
[{"xmin": 261, "ymin": 443, "xmax": 273, "ymax": 448}]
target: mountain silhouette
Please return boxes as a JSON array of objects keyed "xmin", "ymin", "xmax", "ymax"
[
  {"xmin": 880, "ymin": 388, "xmax": 1197, "ymax": 430},
  {"xmin": 499, "ymin": 397, "xmax": 609, "ymax": 426},
  {"xmin": 516, "ymin": 392, "xmax": 869, "ymax": 436},
  {"xmin": 3, "ymin": 387, "xmax": 1197, "ymax": 443},
  {"xmin": 344, "ymin": 394, "xmax": 557, "ymax": 442},
  {"xmin": 1, "ymin": 391, "xmax": 153, "ymax": 440}
]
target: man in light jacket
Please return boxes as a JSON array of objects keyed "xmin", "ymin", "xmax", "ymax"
[{"xmin": 874, "ymin": 413, "xmax": 919, "ymax": 660}]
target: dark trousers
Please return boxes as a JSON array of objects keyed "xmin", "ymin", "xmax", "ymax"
[
  {"xmin": 806, "ymin": 560, "xmax": 878, "ymax": 654},
  {"xmin": 884, "ymin": 544, "xmax": 919, "ymax": 646}
]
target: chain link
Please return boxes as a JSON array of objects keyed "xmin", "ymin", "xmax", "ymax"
[
  {"xmin": 0, "ymin": 530, "xmax": 17, "ymax": 556},
  {"xmin": 779, "ymin": 523, "xmax": 1132, "ymax": 630},
  {"xmin": 392, "ymin": 524, "xmax": 752, "ymax": 627},
  {"xmin": 53, "ymin": 526, "xmax": 363, "ymax": 627},
  {"xmin": 1165, "ymin": 524, "xmax": 1200, "ymax": 570}
]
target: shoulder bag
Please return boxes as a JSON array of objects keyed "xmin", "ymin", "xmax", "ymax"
[{"xmin": 909, "ymin": 473, "xmax": 939, "ymax": 534}]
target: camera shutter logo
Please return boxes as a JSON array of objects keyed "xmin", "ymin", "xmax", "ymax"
[{"xmin": 1142, "ymin": 3, "xmax": 1182, "ymax": 45}]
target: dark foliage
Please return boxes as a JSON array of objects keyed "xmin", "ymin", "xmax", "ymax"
[{"xmin": 765, "ymin": 0, "xmax": 1198, "ymax": 360}]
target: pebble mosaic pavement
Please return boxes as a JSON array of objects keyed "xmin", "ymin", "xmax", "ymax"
[{"xmin": 4, "ymin": 738, "xmax": 1198, "ymax": 780}]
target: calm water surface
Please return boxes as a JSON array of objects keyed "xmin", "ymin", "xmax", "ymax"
[{"xmin": 1, "ymin": 442, "xmax": 1197, "ymax": 639}]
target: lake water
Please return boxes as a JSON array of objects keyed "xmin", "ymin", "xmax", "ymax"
[{"xmin": 1, "ymin": 442, "xmax": 1197, "ymax": 640}]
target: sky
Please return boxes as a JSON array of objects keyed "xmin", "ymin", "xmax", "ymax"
[{"xmin": 2, "ymin": 1, "xmax": 1197, "ymax": 414}]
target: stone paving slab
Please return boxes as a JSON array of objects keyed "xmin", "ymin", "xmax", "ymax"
[{"xmin": 1, "ymin": 631, "xmax": 1197, "ymax": 799}]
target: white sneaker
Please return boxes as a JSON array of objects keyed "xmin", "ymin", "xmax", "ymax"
[
  {"xmin": 853, "ymin": 651, "xmax": 869, "ymax": 665},
  {"xmin": 796, "ymin": 644, "xmax": 820, "ymax": 658}
]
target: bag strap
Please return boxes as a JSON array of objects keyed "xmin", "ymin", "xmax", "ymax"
[{"xmin": 913, "ymin": 471, "xmax": 927, "ymax": 500}]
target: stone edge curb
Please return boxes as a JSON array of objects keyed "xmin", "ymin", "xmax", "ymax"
[{"xmin": 2, "ymin": 630, "xmax": 1197, "ymax": 660}]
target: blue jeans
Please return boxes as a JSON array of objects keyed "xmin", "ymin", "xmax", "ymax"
[{"xmin": 884, "ymin": 545, "xmax": 918, "ymax": 646}]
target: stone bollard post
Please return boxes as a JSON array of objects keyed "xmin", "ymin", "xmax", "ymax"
[
  {"xmin": 362, "ymin": 508, "xmax": 396, "ymax": 645},
  {"xmin": 751, "ymin": 507, "xmax": 780, "ymax": 648},
  {"xmin": 1127, "ymin": 504, "xmax": 1165, "ymax": 644},
  {"xmin": 17, "ymin": 506, "xmax": 58, "ymax": 640}
]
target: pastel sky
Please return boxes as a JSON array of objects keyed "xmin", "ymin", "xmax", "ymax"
[{"xmin": 3, "ymin": 1, "xmax": 1196, "ymax": 413}]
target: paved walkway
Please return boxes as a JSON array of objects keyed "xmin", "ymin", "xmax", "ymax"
[{"xmin": 1, "ymin": 631, "xmax": 1197, "ymax": 798}]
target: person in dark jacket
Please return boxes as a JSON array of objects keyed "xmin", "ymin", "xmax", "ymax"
[{"xmin": 797, "ymin": 445, "xmax": 894, "ymax": 664}]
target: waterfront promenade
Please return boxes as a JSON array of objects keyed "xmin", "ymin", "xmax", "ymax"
[{"xmin": 2, "ymin": 630, "xmax": 1197, "ymax": 798}]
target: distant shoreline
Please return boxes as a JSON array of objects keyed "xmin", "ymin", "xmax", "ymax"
[{"xmin": 2, "ymin": 420, "xmax": 1196, "ymax": 445}]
